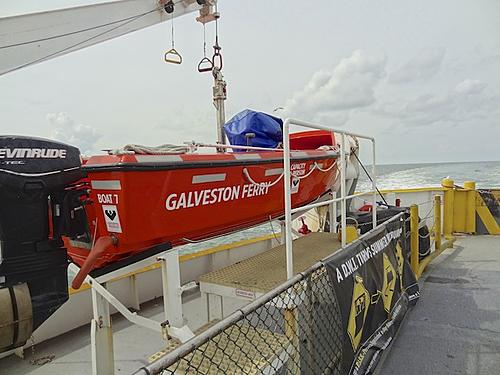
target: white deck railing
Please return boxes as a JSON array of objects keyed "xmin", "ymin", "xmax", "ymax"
[{"xmin": 282, "ymin": 118, "xmax": 377, "ymax": 279}]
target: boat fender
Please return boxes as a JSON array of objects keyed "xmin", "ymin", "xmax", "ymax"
[
  {"xmin": 0, "ymin": 283, "xmax": 33, "ymax": 352},
  {"xmin": 71, "ymin": 236, "xmax": 117, "ymax": 289}
]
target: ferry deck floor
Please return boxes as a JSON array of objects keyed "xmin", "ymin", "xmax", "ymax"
[
  {"xmin": 0, "ymin": 235, "xmax": 499, "ymax": 374},
  {"xmin": 380, "ymin": 236, "xmax": 500, "ymax": 375},
  {"xmin": 0, "ymin": 294, "xmax": 206, "ymax": 374}
]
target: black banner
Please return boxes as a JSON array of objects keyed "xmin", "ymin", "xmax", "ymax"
[{"xmin": 323, "ymin": 215, "xmax": 419, "ymax": 375}]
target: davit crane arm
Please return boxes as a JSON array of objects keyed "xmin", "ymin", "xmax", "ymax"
[{"xmin": 0, "ymin": 0, "xmax": 217, "ymax": 76}]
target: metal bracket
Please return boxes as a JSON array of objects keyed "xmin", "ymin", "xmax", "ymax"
[
  {"xmin": 68, "ymin": 259, "xmax": 195, "ymax": 375},
  {"xmin": 196, "ymin": 1, "xmax": 217, "ymax": 24}
]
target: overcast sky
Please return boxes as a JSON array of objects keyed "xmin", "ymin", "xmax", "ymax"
[{"xmin": 1, "ymin": 0, "xmax": 499, "ymax": 163}]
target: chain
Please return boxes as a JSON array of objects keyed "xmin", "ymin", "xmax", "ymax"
[
  {"xmin": 214, "ymin": 2, "xmax": 219, "ymax": 40},
  {"xmin": 203, "ymin": 23, "xmax": 207, "ymax": 57},
  {"xmin": 171, "ymin": 12, "xmax": 175, "ymax": 49},
  {"xmin": 211, "ymin": 2, "xmax": 223, "ymax": 70}
]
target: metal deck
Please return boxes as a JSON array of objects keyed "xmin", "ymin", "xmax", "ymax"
[
  {"xmin": 380, "ymin": 236, "xmax": 500, "ymax": 375},
  {"xmin": 200, "ymin": 232, "xmax": 341, "ymax": 294},
  {"xmin": 2, "ymin": 235, "xmax": 499, "ymax": 374}
]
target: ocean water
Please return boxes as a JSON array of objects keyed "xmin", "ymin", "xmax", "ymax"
[
  {"xmin": 176, "ymin": 160, "xmax": 500, "ymax": 255},
  {"xmin": 357, "ymin": 160, "xmax": 500, "ymax": 191}
]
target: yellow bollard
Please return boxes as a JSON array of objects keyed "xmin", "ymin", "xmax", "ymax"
[
  {"xmin": 410, "ymin": 205, "xmax": 419, "ymax": 277},
  {"xmin": 337, "ymin": 225, "xmax": 359, "ymax": 244},
  {"xmin": 434, "ymin": 195, "xmax": 442, "ymax": 251},
  {"xmin": 442, "ymin": 178, "xmax": 455, "ymax": 240},
  {"xmin": 464, "ymin": 181, "xmax": 476, "ymax": 234}
]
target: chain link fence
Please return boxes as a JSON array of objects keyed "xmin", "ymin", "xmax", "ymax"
[
  {"xmin": 133, "ymin": 213, "xmax": 416, "ymax": 375},
  {"xmin": 135, "ymin": 263, "xmax": 344, "ymax": 375}
]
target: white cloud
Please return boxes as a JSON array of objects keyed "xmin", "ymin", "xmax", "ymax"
[
  {"xmin": 283, "ymin": 50, "xmax": 386, "ymax": 125},
  {"xmin": 47, "ymin": 112, "xmax": 101, "ymax": 154},
  {"xmin": 153, "ymin": 107, "xmax": 215, "ymax": 144},
  {"xmin": 454, "ymin": 79, "xmax": 486, "ymax": 95},
  {"xmin": 389, "ymin": 48, "xmax": 445, "ymax": 84},
  {"xmin": 374, "ymin": 79, "xmax": 498, "ymax": 126}
]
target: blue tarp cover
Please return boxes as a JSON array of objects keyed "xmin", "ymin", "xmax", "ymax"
[{"xmin": 224, "ymin": 109, "xmax": 283, "ymax": 149}]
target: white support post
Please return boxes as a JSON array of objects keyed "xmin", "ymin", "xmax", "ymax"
[
  {"xmin": 329, "ymin": 191, "xmax": 337, "ymax": 233},
  {"xmin": 283, "ymin": 120, "xmax": 294, "ymax": 279},
  {"xmin": 280, "ymin": 118, "xmax": 375, "ymax": 269},
  {"xmin": 91, "ymin": 284, "xmax": 114, "ymax": 375},
  {"xmin": 340, "ymin": 134, "xmax": 347, "ymax": 247},
  {"xmin": 280, "ymin": 220, "xmax": 286, "ymax": 245},
  {"xmin": 129, "ymin": 274, "xmax": 140, "ymax": 311},
  {"xmin": 207, "ymin": 294, "xmax": 223, "ymax": 321},
  {"xmin": 159, "ymin": 250, "xmax": 184, "ymax": 328},
  {"xmin": 371, "ymin": 140, "xmax": 377, "ymax": 229}
]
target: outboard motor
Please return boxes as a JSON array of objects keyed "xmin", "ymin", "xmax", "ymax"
[{"xmin": 0, "ymin": 136, "xmax": 85, "ymax": 353}]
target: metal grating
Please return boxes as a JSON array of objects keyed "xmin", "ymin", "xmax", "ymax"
[
  {"xmin": 151, "ymin": 266, "xmax": 344, "ymax": 375},
  {"xmin": 199, "ymin": 232, "xmax": 342, "ymax": 293}
]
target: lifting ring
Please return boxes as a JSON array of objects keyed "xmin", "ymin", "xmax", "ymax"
[
  {"xmin": 197, "ymin": 56, "xmax": 213, "ymax": 72},
  {"xmin": 164, "ymin": 48, "xmax": 183, "ymax": 64},
  {"xmin": 212, "ymin": 45, "xmax": 223, "ymax": 70}
]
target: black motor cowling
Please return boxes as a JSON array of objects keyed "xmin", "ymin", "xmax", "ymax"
[{"xmin": 0, "ymin": 136, "xmax": 84, "ymax": 353}]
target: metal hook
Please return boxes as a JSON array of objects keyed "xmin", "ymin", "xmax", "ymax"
[
  {"xmin": 211, "ymin": 6, "xmax": 223, "ymax": 71},
  {"xmin": 212, "ymin": 49, "xmax": 223, "ymax": 71}
]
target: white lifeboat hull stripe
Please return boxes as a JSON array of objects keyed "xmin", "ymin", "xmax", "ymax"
[
  {"xmin": 265, "ymin": 168, "xmax": 284, "ymax": 176},
  {"xmin": 291, "ymin": 151, "xmax": 309, "ymax": 158},
  {"xmin": 91, "ymin": 180, "xmax": 122, "ymax": 190},
  {"xmin": 192, "ymin": 173, "xmax": 227, "ymax": 184},
  {"xmin": 310, "ymin": 163, "xmax": 323, "ymax": 170},
  {"xmin": 233, "ymin": 153, "xmax": 261, "ymax": 160},
  {"xmin": 135, "ymin": 155, "xmax": 183, "ymax": 163}
]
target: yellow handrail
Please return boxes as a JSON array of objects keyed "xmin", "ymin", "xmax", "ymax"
[
  {"xmin": 442, "ymin": 178, "xmax": 455, "ymax": 240},
  {"xmin": 434, "ymin": 195, "xmax": 441, "ymax": 251},
  {"xmin": 410, "ymin": 204, "xmax": 419, "ymax": 276}
]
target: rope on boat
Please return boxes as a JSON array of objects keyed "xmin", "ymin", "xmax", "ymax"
[
  {"xmin": 243, "ymin": 161, "xmax": 336, "ymax": 187},
  {"xmin": 110, "ymin": 144, "xmax": 191, "ymax": 155},
  {"xmin": 268, "ymin": 215, "xmax": 282, "ymax": 244},
  {"xmin": 243, "ymin": 168, "xmax": 284, "ymax": 187},
  {"xmin": 314, "ymin": 161, "xmax": 337, "ymax": 173}
]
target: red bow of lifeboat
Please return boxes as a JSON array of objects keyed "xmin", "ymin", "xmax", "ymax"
[{"xmin": 67, "ymin": 130, "xmax": 339, "ymax": 286}]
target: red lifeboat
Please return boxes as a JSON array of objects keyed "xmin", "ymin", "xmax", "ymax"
[{"xmin": 67, "ymin": 130, "xmax": 338, "ymax": 287}]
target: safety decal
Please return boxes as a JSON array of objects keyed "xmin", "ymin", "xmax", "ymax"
[
  {"xmin": 395, "ymin": 241, "xmax": 405, "ymax": 291},
  {"xmin": 347, "ymin": 275, "xmax": 370, "ymax": 352},
  {"xmin": 102, "ymin": 204, "xmax": 122, "ymax": 233},
  {"xmin": 381, "ymin": 254, "xmax": 397, "ymax": 313},
  {"xmin": 291, "ymin": 177, "xmax": 300, "ymax": 194}
]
